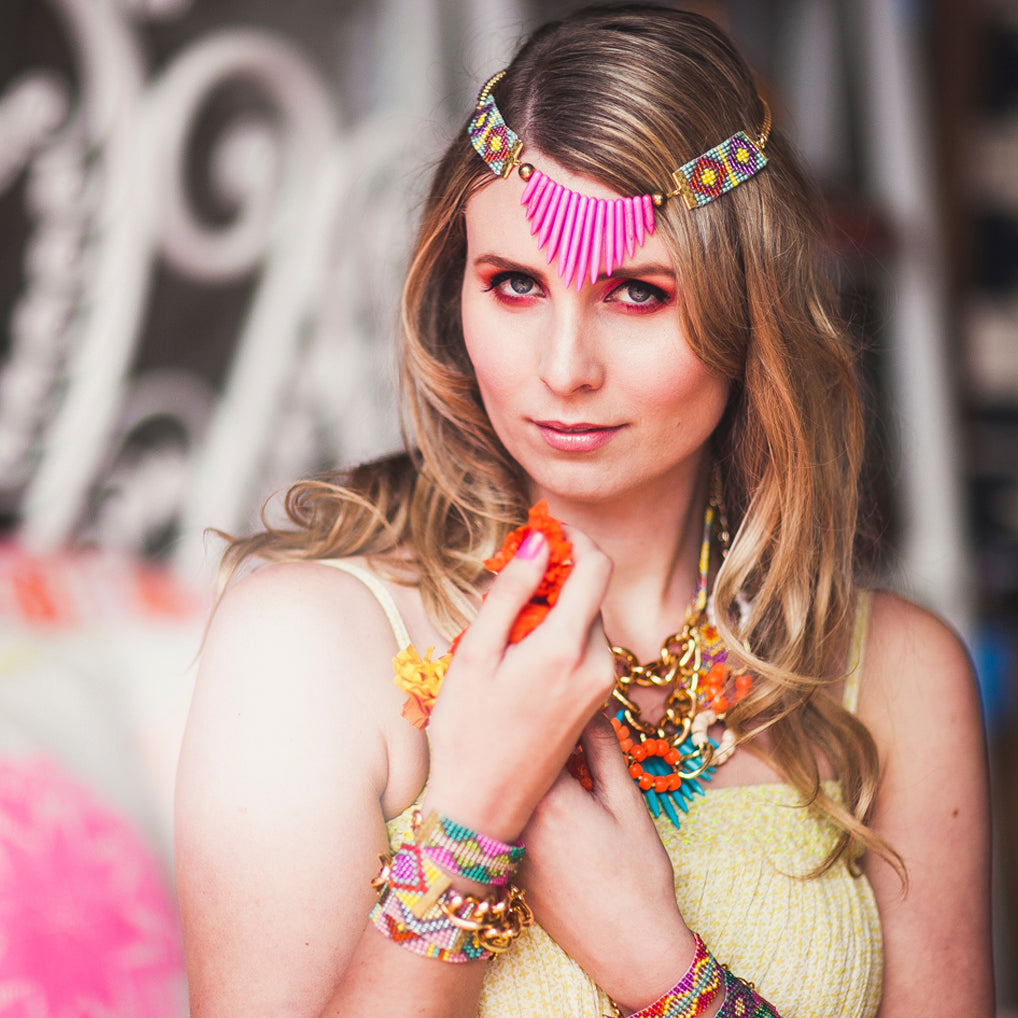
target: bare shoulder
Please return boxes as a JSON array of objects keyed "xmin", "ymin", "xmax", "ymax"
[
  {"xmin": 858, "ymin": 589, "xmax": 978, "ymax": 723},
  {"xmin": 856, "ymin": 591, "xmax": 992, "ymax": 1016},
  {"xmin": 192, "ymin": 559, "xmax": 410, "ymax": 753}
]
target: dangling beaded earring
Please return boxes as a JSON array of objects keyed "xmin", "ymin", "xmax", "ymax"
[{"xmin": 467, "ymin": 69, "xmax": 772, "ymax": 290}]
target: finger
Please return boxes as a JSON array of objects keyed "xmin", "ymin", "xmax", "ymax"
[
  {"xmin": 534, "ymin": 526, "xmax": 612, "ymax": 637},
  {"xmin": 453, "ymin": 530, "xmax": 550, "ymax": 661},
  {"xmin": 579, "ymin": 714, "xmax": 634, "ymax": 801}
]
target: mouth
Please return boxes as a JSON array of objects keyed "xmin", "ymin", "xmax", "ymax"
[
  {"xmin": 532, "ymin": 420, "xmax": 625, "ymax": 452},
  {"xmin": 535, "ymin": 420, "xmax": 619, "ymax": 433}
]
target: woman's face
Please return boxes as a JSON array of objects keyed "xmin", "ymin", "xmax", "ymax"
[{"xmin": 460, "ymin": 156, "xmax": 731, "ymax": 510}]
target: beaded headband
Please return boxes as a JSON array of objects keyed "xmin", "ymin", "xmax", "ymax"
[{"xmin": 467, "ymin": 69, "xmax": 772, "ymax": 290}]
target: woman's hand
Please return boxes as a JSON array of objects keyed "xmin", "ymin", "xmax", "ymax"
[
  {"xmin": 423, "ymin": 526, "xmax": 615, "ymax": 843},
  {"xmin": 518, "ymin": 716, "xmax": 698, "ymax": 1014}
]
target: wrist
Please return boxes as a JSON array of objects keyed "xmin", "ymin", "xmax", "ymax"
[
  {"xmin": 414, "ymin": 803, "xmax": 526, "ymax": 896},
  {"xmin": 607, "ymin": 926, "xmax": 699, "ymax": 1014},
  {"xmin": 420, "ymin": 786, "xmax": 528, "ymax": 846},
  {"xmin": 606, "ymin": 931, "xmax": 721, "ymax": 1018}
]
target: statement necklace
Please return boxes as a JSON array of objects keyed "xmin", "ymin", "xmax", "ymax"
[{"xmin": 607, "ymin": 495, "xmax": 752, "ymax": 829}]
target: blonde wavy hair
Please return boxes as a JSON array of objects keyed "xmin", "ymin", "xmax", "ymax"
[{"xmin": 223, "ymin": 4, "xmax": 896, "ymax": 876}]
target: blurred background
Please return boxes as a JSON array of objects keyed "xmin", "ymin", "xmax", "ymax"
[{"xmin": 0, "ymin": 0, "xmax": 1015, "ymax": 1013}]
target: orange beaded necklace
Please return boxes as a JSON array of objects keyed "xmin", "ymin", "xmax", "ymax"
[{"xmin": 607, "ymin": 489, "xmax": 752, "ymax": 829}]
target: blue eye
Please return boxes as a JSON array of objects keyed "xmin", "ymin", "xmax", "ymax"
[
  {"xmin": 608, "ymin": 279, "xmax": 668, "ymax": 309},
  {"xmin": 623, "ymin": 281, "xmax": 655, "ymax": 303},
  {"xmin": 484, "ymin": 271, "xmax": 541, "ymax": 301},
  {"xmin": 508, "ymin": 275, "xmax": 534, "ymax": 295}
]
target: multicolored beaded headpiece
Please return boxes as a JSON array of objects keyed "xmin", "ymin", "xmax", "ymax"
[{"xmin": 467, "ymin": 69, "xmax": 772, "ymax": 290}]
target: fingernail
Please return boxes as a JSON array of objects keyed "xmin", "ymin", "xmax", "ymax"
[{"xmin": 516, "ymin": 530, "xmax": 546, "ymax": 560}]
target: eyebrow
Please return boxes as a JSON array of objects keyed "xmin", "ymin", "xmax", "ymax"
[{"xmin": 471, "ymin": 253, "xmax": 676, "ymax": 281}]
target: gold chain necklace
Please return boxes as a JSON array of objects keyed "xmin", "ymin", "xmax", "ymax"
[{"xmin": 607, "ymin": 491, "xmax": 751, "ymax": 829}]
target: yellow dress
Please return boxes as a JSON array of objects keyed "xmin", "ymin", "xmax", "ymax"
[{"xmin": 325, "ymin": 562, "xmax": 883, "ymax": 1018}]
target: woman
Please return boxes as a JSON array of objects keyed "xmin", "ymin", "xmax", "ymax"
[{"xmin": 174, "ymin": 6, "xmax": 992, "ymax": 1016}]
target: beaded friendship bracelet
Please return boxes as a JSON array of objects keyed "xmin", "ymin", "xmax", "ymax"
[
  {"xmin": 611, "ymin": 934, "xmax": 722, "ymax": 1018},
  {"xmin": 718, "ymin": 967, "xmax": 781, "ymax": 1017},
  {"xmin": 369, "ymin": 812, "xmax": 532, "ymax": 963},
  {"xmin": 413, "ymin": 809, "xmax": 525, "ymax": 887},
  {"xmin": 370, "ymin": 844, "xmax": 533, "ymax": 962}
]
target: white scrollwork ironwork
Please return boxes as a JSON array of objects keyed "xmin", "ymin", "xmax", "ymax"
[{"xmin": 3, "ymin": 0, "xmax": 528, "ymax": 583}]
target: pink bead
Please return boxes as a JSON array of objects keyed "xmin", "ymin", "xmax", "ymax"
[
  {"xmin": 561, "ymin": 190, "xmax": 586, "ymax": 278},
  {"xmin": 520, "ymin": 169, "xmax": 543, "ymax": 208},
  {"xmin": 633, "ymin": 196, "xmax": 645, "ymax": 248},
  {"xmin": 539, "ymin": 183, "xmax": 566, "ymax": 255},
  {"xmin": 623, "ymin": 198, "xmax": 636, "ymax": 258},
  {"xmin": 614, "ymin": 200, "xmax": 626, "ymax": 267},
  {"xmin": 590, "ymin": 199, "xmax": 606, "ymax": 284},
  {"xmin": 605, "ymin": 199, "xmax": 616, "ymax": 275},
  {"xmin": 554, "ymin": 190, "xmax": 581, "ymax": 274},
  {"xmin": 574, "ymin": 197, "xmax": 597, "ymax": 291},
  {"xmin": 529, "ymin": 176, "xmax": 556, "ymax": 235},
  {"xmin": 642, "ymin": 194, "xmax": 656, "ymax": 236}
]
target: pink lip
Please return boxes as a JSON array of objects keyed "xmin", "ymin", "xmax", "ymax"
[{"xmin": 533, "ymin": 420, "xmax": 624, "ymax": 452}]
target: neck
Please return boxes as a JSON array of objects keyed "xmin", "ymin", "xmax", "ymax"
[{"xmin": 534, "ymin": 463, "xmax": 712, "ymax": 659}]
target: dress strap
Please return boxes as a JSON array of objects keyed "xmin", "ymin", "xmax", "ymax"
[
  {"xmin": 842, "ymin": 589, "xmax": 873, "ymax": 715},
  {"xmin": 317, "ymin": 560, "xmax": 411, "ymax": 651}
]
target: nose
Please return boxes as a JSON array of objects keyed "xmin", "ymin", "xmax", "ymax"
[{"xmin": 537, "ymin": 305, "xmax": 605, "ymax": 395}]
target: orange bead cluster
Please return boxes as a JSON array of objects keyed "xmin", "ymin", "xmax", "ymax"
[
  {"xmin": 484, "ymin": 500, "xmax": 574, "ymax": 643},
  {"xmin": 396, "ymin": 501, "xmax": 573, "ymax": 729},
  {"xmin": 611, "ymin": 718, "xmax": 687, "ymax": 793},
  {"xmin": 700, "ymin": 660, "xmax": 753, "ymax": 715}
]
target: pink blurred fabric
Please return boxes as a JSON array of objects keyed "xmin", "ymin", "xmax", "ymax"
[{"xmin": 0, "ymin": 756, "xmax": 184, "ymax": 1017}]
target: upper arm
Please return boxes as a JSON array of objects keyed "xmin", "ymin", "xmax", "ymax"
[
  {"xmin": 858, "ymin": 592, "xmax": 993, "ymax": 1016},
  {"xmin": 174, "ymin": 562, "xmax": 413, "ymax": 1016}
]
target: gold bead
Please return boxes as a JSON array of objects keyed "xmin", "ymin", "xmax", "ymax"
[
  {"xmin": 519, "ymin": 163, "xmax": 534, "ymax": 181},
  {"xmin": 652, "ymin": 192, "xmax": 665, "ymax": 206}
]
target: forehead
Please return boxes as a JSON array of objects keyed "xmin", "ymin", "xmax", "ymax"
[{"xmin": 463, "ymin": 154, "xmax": 674, "ymax": 274}]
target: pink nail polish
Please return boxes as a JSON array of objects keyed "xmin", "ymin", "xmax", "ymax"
[{"xmin": 517, "ymin": 530, "xmax": 546, "ymax": 560}]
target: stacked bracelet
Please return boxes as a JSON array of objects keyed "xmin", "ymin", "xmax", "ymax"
[
  {"xmin": 618, "ymin": 934, "xmax": 722, "ymax": 1018},
  {"xmin": 604, "ymin": 937, "xmax": 782, "ymax": 1018},
  {"xmin": 718, "ymin": 967, "xmax": 781, "ymax": 1017},
  {"xmin": 413, "ymin": 809, "xmax": 525, "ymax": 886},
  {"xmin": 370, "ymin": 811, "xmax": 531, "ymax": 963}
]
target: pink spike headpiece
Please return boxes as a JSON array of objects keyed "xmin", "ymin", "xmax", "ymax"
[{"xmin": 467, "ymin": 70, "xmax": 772, "ymax": 290}]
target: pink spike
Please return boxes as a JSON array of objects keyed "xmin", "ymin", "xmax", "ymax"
[
  {"xmin": 557, "ymin": 191, "xmax": 582, "ymax": 278},
  {"xmin": 623, "ymin": 198, "xmax": 636, "ymax": 257},
  {"xmin": 520, "ymin": 169, "xmax": 543, "ymax": 208},
  {"xmin": 529, "ymin": 176, "xmax": 556, "ymax": 235},
  {"xmin": 643, "ymin": 194, "xmax": 656, "ymax": 236},
  {"xmin": 633, "ymin": 196, "xmax": 645, "ymax": 248},
  {"xmin": 614, "ymin": 200, "xmax": 626, "ymax": 268},
  {"xmin": 605, "ymin": 199, "xmax": 616, "ymax": 276},
  {"xmin": 563, "ymin": 195, "xmax": 588, "ymax": 285},
  {"xmin": 590, "ymin": 199, "xmax": 606, "ymax": 284},
  {"xmin": 574, "ymin": 197, "xmax": 596, "ymax": 291},
  {"xmin": 538, "ymin": 183, "xmax": 565, "ymax": 254}
]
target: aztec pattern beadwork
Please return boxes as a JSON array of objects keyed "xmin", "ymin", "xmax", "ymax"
[
  {"xmin": 414, "ymin": 809, "xmax": 525, "ymax": 887},
  {"xmin": 370, "ymin": 840, "xmax": 533, "ymax": 962},
  {"xmin": 625, "ymin": 934, "xmax": 722, "ymax": 1018},
  {"xmin": 719, "ymin": 967, "xmax": 782, "ymax": 1017},
  {"xmin": 467, "ymin": 70, "xmax": 522, "ymax": 179},
  {"xmin": 671, "ymin": 131, "xmax": 768, "ymax": 209},
  {"xmin": 467, "ymin": 69, "xmax": 770, "ymax": 289}
]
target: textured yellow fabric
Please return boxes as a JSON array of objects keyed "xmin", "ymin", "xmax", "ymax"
[
  {"xmin": 386, "ymin": 781, "xmax": 882, "ymax": 1018},
  {"xmin": 352, "ymin": 560, "xmax": 882, "ymax": 1017}
]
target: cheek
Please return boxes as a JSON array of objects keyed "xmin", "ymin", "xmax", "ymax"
[
  {"xmin": 642, "ymin": 349, "xmax": 731, "ymax": 430},
  {"xmin": 461, "ymin": 296, "xmax": 518, "ymax": 409}
]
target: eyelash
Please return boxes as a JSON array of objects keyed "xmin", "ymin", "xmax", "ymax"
[{"xmin": 483, "ymin": 271, "xmax": 670, "ymax": 312}]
